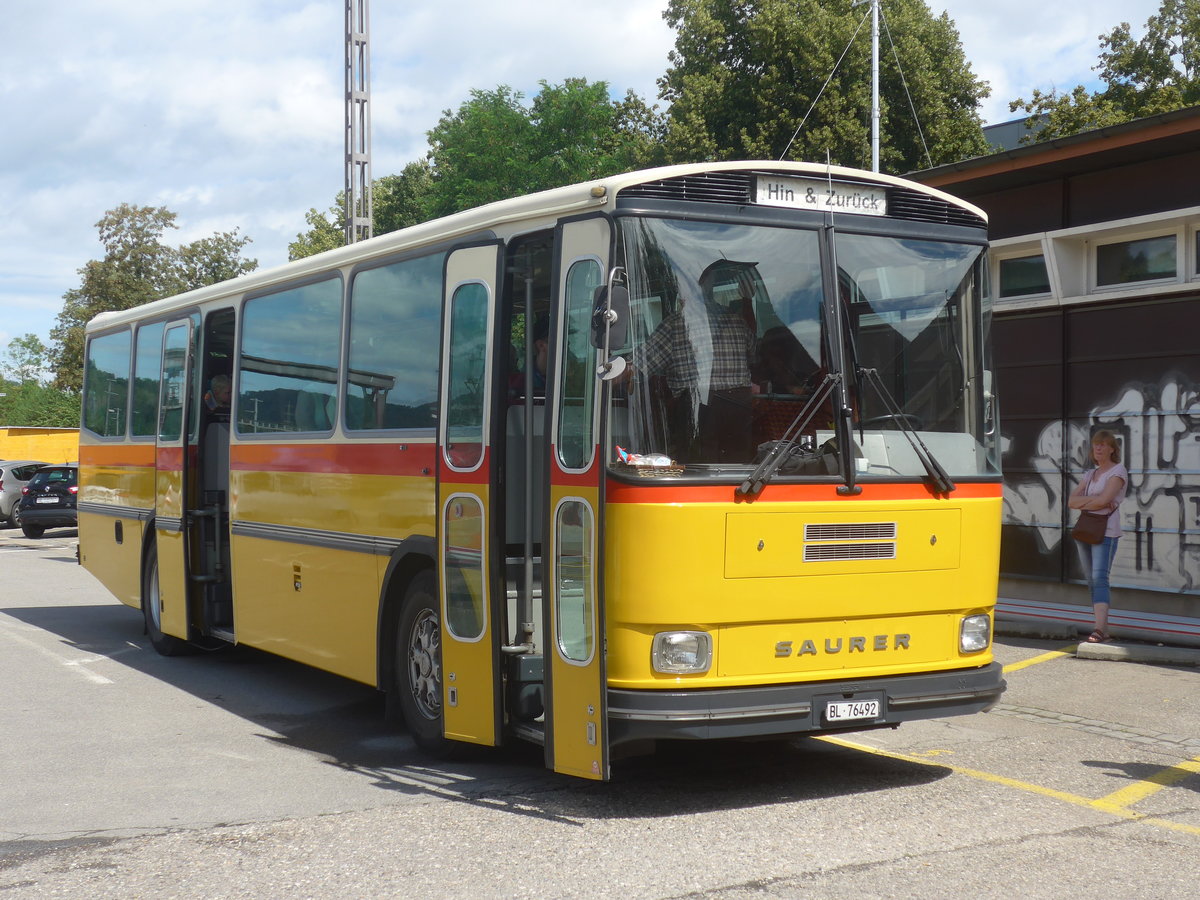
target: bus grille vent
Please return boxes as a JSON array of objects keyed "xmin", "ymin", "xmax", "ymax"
[
  {"xmin": 804, "ymin": 542, "xmax": 897, "ymax": 562},
  {"xmin": 618, "ymin": 171, "xmax": 753, "ymax": 204},
  {"xmin": 805, "ymin": 522, "xmax": 896, "ymax": 541},
  {"xmin": 886, "ymin": 188, "xmax": 986, "ymax": 229}
]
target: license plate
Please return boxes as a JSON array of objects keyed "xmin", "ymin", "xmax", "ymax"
[
  {"xmin": 35, "ymin": 497, "xmax": 59, "ymax": 504},
  {"xmin": 825, "ymin": 699, "xmax": 880, "ymax": 722}
]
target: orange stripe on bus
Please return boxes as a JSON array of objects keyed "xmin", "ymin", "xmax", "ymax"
[
  {"xmin": 79, "ymin": 444, "xmax": 157, "ymax": 467},
  {"xmin": 605, "ymin": 480, "xmax": 1002, "ymax": 504},
  {"xmin": 229, "ymin": 441, "xmax": 438, "ymax": 477}
]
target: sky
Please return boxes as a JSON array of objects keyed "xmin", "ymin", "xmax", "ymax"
[{"xmin": 0, "ymin": 0, "xmax": 1167, "ymax": 358}]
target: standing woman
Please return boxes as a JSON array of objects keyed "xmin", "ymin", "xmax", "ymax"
[{"xmin": 1068, "ymin": 429, "xmax": 1128, "ymax": 642}]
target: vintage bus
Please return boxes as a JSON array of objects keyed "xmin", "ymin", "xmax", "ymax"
[{"xmin": 79, "ymin": 161, "xmax": 1005, "ymax": 780}]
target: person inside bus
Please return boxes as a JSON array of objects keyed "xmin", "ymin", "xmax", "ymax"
[
  {"xmin": 509, "ymin": 315, "xmax": 549, "ymax": 401},
  {"xmin": 204, "ymin": 374, "xmax": 232, "ymax": 418},
  {"xmin": 754, "ymin": 325, "xmax": 821, "ymax": 396},
  {"xmin": 632, "ymin": 260, "xmax": 757, "ymax": 464}
]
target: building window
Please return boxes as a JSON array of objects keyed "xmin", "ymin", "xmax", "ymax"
[
  {"xmin": 1095, "ymin": 235, "xmax": 1176, "ymax": 287},
  {"xmin": 998, "ymin": 254, "xmax": 1051, "ymax": 298}
]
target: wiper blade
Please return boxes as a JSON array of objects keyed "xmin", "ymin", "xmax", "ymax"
[
  {"xmin": 858, "ymin": 367, "xmax": 956, "ymax": 495},
  {"xmin": 737, "ymin": 372, "xmax": 840, "ymax": 497}
]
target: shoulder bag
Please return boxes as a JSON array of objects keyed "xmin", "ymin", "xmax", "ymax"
[{"xmin": 1071, "ymin": 470, "xmax": 1109, "ymax": 544}]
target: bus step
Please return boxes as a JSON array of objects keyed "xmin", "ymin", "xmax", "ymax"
[
  {"xmin": 206, "ymin": 626, "xmax": 236, "ymax": 643},
  {"xmin": 508, "ymin": 721, "xmax": 545, "ymax": 746}
]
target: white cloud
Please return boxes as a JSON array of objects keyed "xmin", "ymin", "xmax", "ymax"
[{"xmin": 0, "ymin": 0, "xmax": 1171, "ymax": 349}]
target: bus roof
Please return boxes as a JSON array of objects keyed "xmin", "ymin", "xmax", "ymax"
[{"xmin": 86, "ymin": 160, "xmax": 986, "ymax": 333}]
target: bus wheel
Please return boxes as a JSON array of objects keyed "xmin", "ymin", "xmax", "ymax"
[
  {"xmin": 395, "ymin": 571, "xmax": 454, "ymax": 755},
  {"xmin": 142, "ymin": 543, "xmax": 190, "ymax": 657}
]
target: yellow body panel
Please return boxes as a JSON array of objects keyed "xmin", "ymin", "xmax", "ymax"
[
  {"xmin": 231, "ymin": 469, "xmax": 435, "ymax": 540},
  {"xmin": 605, "ymin": 495, "xmax": 1001, "ymax": 690},
  {"xmin": 79, "ymin": 460, "xmax": 156, "ymax": 510},
  {"xmin": 78, "ymin": 510, "xmax": 146, "ymax": 610},
  {"xmin": 78, "ymin": 458, "xmax": 157, "ymax": 611},
  {"xmin": 229, "ymin": 466, "xmax": 436, "ymax": 686},
  {"xmin": 230, "ymin": 535, "xmax": 381, "ymax": 684}
]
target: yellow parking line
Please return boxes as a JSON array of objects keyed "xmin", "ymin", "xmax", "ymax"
[
  {"xmin": 1002, "ymin": 645, "xmax": 1078, "ymax": 675},
  {"xmin": 818, "ymin": 736, "xmax": 1200, "ymax": 836},
  {"xmin": 1093, "ymin": 757, "xmax": 1200, "ymax": 813}
]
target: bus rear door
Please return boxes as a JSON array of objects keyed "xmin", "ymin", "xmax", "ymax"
[
  {"xmin": 437, "ymin": 242, "xmax": 504, "ymax": 746},
  {"xmin": 153, "ymin": 319, "xmax": 196, "ymax": 642}
]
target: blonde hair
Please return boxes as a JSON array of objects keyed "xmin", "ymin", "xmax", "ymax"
[{"xmin": 1091, "ymin": 429, "xmax": 1121, "ymax": 464}]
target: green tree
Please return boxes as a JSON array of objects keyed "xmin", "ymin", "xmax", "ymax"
[
  {"xmin": 50, "ymin": 205, "xmax": 256, "ymax": 392},
  {"xmin": 659, "ymin": 0, "xmax": 990, "ymax": 172},
  {"xmin": 425, "ymin": 79, "xmax": 665, "ymax": 218},
  {"xmin": 288, "ymin": 161, "xmax": 436, "ymax": 261},
  {"xmin": 1010, "ymin": 0, "xmax": 1200, "ymax": 141},
  {"xmin": 2, "ymin": 333, "xmax": 50, "ymax": 385}
]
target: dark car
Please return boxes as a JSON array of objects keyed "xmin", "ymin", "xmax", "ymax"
[
  {"xmin": 16, "ymin": 464, "xmax": 78, "ymax": 538},
  {"xmin": 1, "ymin": 460, "xmax": 47, "ymax": 528}
]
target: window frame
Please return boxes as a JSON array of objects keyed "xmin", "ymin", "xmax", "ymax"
[
  {"xmin": 1090, "ymin": 230, "xmax": 1179, "ymax": 292},
  {"xmin": 235, "ymin": 272, "xmax": 346, "ymax": 439}
]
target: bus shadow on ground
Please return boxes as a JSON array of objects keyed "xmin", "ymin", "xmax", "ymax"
[{"xmin": 7, "ymin": 602, "xmax": 951, "ymax": 821}]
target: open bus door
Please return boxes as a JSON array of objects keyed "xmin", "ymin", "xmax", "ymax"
[
  {"xmin": 437, "ymin": 242, "xmax": 504, "ymax": 746},
  {"xmin": 151, "ymin": 318, "xmax": 196, "ymax": 644},
  {"xmin": 543, "ymin": 216, "xmax": 611, "ymax": 780}
]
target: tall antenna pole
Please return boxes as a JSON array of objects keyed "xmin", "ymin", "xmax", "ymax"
[
  {"xmin": 873, "ymin": 0, "xmax": 883, "ymax": 172},
  {"xmin": 345, "ymin": 0, "xmax": 373, "ymax": 244}
]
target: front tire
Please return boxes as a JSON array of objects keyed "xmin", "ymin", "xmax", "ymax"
[
  {"xmin": 142, "ymin": 542, "xmax": 190, "ymax": 656},
  {"xmin": 395, "ymin": 570, "xmax": 455, "ymax": 755}
]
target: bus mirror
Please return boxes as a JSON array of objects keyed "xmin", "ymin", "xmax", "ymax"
[{"xmin": 591, "ymin": 284, "xmax": 630, "ymax": 350}]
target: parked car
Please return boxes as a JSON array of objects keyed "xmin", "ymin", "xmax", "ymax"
[
  {"xmin": 0, "ymin": 460, "xmax": 48, "ymax": 528},
  {"xmin": 16, "ymin": 464, "xmax": 78, "ymax": 538}
]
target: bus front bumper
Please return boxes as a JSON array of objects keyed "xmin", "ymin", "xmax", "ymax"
[{"xmin": 607, "ymin": 662, "xmax": 1005, "ymax": 746}]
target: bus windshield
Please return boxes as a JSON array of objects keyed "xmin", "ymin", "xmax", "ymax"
[{"xmin": 610, "ymin": 215, "xmax": 997, "ymax": 479}]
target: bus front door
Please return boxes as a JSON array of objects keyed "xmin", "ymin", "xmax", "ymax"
[
  {"xmin": 437, "ymin": 242, "xmax": 504, "ymax": 746},
  {"xmin": 544, "ymin": 216, "xmax": 610, "ymax": 780},
  {"xmin": 152, "ymin": 319, "xmax": 196, "ymax": 643}
]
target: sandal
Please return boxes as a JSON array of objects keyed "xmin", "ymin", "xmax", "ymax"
[{"xmin": 1085, "ymin": 631, "xmax": 1110, "ymax": 643}]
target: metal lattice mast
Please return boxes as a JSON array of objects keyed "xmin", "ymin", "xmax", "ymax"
[{"xmin": 345, "ymin": 0, "xmax": 373, "ymax": 243}]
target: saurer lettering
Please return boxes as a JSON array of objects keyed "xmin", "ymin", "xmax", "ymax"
[{"xmin": 775, "ymin": 634, "xmax": 910, "ymax": 658}]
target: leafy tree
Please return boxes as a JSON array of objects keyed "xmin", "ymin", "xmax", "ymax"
[
  {"xmin": 425, "ymin": 79, "xmax": 665, "ymax": 218},
  {"xmin": 1010, "ymin": 0, "xmax": 1200, "ymax": 141},
  {"xmin": 288, "ymin": 161, "xmax": 436, "ymax": 261},
  {"xmin": 291, "ymin": 80, "xmax": 664, "ymax": 255},
  {"xmin": 2, "ymin": 334, "xmax": 51, "ymax": 385},
  {"xmin": 658, "ymin": 0, "xmax": 990, "ymax": 172},
  {"xmin": 0, "ymin": 380, "xmax": 80, "ymax": 428},
  {"xmin": 50, "ymin": 205, "xmax": 256, "ymax": 392}
]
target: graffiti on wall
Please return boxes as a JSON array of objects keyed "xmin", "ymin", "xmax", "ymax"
[{"xmin": 1002, "ymin": 374, "xmax": 1200, "ymax": 595}]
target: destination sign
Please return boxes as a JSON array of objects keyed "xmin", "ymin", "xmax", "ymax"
[{"xmin": 755, "ymin": 175, "xmax": 888, "ymax": 217}]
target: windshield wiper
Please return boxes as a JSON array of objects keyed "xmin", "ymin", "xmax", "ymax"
[
  {"xmin": 736, "ymin": 372, "xmax": 840, "ymax": 497},
  {"xmin": 858, "ymin": 367, "xmax": 956, "ymax": 495}
]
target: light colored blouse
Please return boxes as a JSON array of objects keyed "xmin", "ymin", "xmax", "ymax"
[{"xmin": 1083, "ymin": 463, "xmax": 1128, "ymax": 538}]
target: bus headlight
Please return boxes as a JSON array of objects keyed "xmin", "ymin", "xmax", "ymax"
[
  {"xmin": 651, "ymin": 631, "xmax": 712, "ymax": 674},
  {"xmin": 960, "ymin": 615, "xmax": 991, "ymax": 653}
]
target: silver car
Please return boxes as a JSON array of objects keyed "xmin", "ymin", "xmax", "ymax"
[{"xmin": 0, "ymin": 460, "xmax": 48, "ymax": 527}]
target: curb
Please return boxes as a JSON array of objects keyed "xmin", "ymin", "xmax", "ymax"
[{"xmin": 1074, "ymin": 641, "xmax": 1200, "ymax": 667}]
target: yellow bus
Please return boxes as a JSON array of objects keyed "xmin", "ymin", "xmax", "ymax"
[{"xmin": 79, "ymin": 161, "xmax": 1004, "ymax": 780}]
